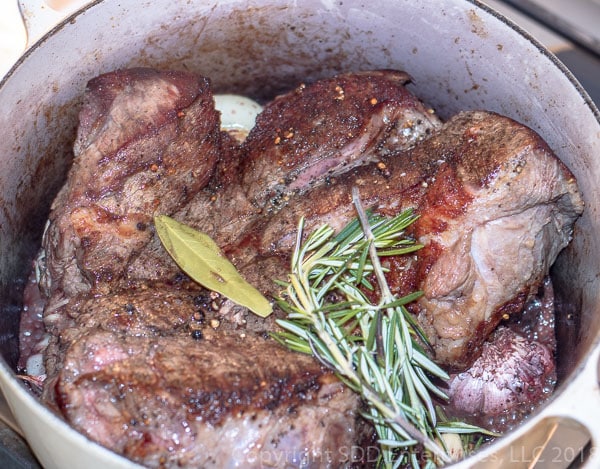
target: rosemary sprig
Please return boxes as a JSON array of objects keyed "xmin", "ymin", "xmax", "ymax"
[{"xmin": 274, "ymin": 188, "xmax": 494, "ymax": 468}]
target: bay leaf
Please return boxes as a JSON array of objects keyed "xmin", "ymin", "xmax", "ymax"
[{"xmin": 154, "ymin": 215, "xmax": 272, "ymax": 318}]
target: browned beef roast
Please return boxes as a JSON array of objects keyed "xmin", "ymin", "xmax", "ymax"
[
  {"xmin": 127, "ymin": 70, "xmax": 442, "ymax": 282},
  {"xmin": 39, "ymin": 68, "xmax": 222, "ymax": 308},
  {"xmin": 238, "ymin": 111, "xmax": 583, "ymax": 371},
  {"xmin": 34, "ymin": 68, "xmax": 583, "ymax": 468},
  {"xmin": 46, "ymin": 282, "xmax": 366, "ymax": 468},
  {"xmin": 237, "ymin": 69, "xmax": 441, "ymax": 209}
]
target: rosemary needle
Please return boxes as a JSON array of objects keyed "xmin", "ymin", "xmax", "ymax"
[
  {"xmin": 275, "ymin": 187, "xmax": 493, "ymax": 468},
  {"xmin": 351, "ymin": 187, "xmax": 451, "ymax": 464}
]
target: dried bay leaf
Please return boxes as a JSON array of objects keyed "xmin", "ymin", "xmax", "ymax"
[{"xmin": 154, "ymin": 215, "xmax": 273, "ymax": 318}]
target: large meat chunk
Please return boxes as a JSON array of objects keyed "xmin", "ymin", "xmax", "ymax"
[
  {"xmin": 447, "ymin": 278, "xmax": 558, "ymax": 430},
  {"xmin": 39, "ymin": 68, "xmax": 222, "ymax": 305},
  {"xmin": 248, "ymin": 111, "xmax": 583, "ymax": 370},
  {"xmin": 238, "ymin": 69, "xmax": 441, "ymax": 209},
  {"xmin": 184, "ymin": 69, "xmax": 441, "ymax": 241},
  {"xmin": 128, "ymin": 70, "xmax": 442, "ymax": 281},
  {"xmin": 44, "ymin": 283, "xmax": 366, "ymax": 469},
  {"xmin": 32, "ymin": 66, "xmax": 583, "ymax": 468},
  {"xmin": 38, "ymin": 69, "xmax": 407, "ymax": 468}
]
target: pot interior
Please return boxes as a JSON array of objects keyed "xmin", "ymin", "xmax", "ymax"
[{"xmin": 0, "ymin": 0, "xmax": 599, "ymax": 466}]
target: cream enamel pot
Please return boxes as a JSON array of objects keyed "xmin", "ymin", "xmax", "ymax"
[{"xmin": 1, "ymin": 1, "xmax": 599, "ymax": 467}]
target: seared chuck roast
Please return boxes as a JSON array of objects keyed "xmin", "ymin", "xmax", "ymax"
[
  {"xmin": 39, "ymin": 68, "xmax": 222, "ymax": 307},
  {"xmin": 241, "ymin": 111, "xmax": 583, "ymax": 370},
  {"xmin": 30, "ymin": 67, "xmax": 583, "ymax": 467},
  {"xmin": 237, "ymin": 69, "xmax": 441, "ymax": 209},
  {"xmin": 127, "ymin": 69, "xmax": 442, "ymax": 282},
  {"xmin": 47, "ymin": 282, "xmax": 365, "ymax": 468}
]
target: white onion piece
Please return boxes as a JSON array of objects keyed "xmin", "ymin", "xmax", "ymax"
[
  {"xmin": 214, "ymin": 94, "xmax": 262, "ymax": 142},
  {"xmin": 26, "ymin": 353, "xmax": 45, "ymax": 376}
]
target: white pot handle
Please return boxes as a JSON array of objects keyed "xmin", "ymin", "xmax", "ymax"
[
  {"xmin": 0, "ymin": 2, "xmax": 26, "ymax": 77},
  {"xmin": 2, "ymin": 1, "xmax": 91, "ymax": 77},
  {"xmin": 18, "ymin": 0, "xmax": 91, "ymax": 49}
]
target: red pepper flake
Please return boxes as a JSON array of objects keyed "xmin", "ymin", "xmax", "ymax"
[
  {"xmin": 370, "ymin": 97, "xmax": 378, "ymax": 105},
  {"xmin": 150, "ymin": 163, "xmax": 159, "ymax": 172},
  {"xmin": 177, "ymin": 110, "xmax": 186, "ymax": 118}
]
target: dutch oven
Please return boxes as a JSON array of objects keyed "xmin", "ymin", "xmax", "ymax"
[{"xmin": 0, "ymin": 0, "xmax": 599, "ymax": 467}]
